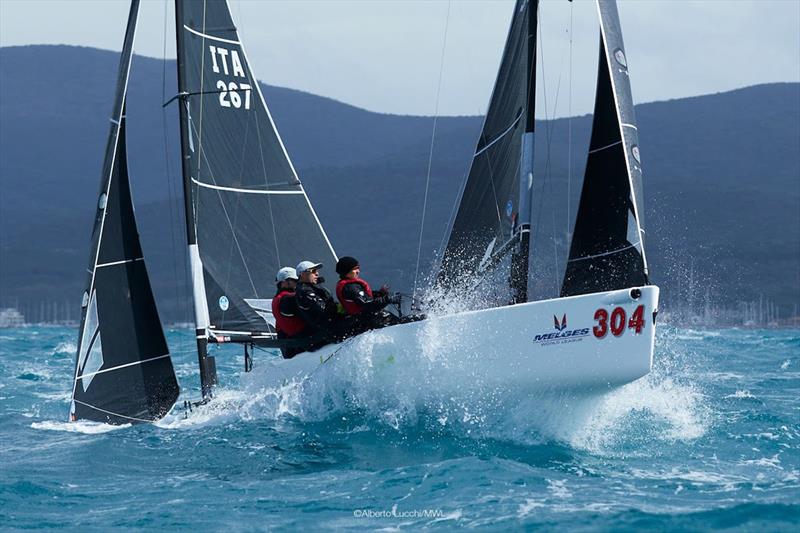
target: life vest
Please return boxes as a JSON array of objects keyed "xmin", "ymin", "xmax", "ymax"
[
  {"xmin": 272, "ymin": 290, "xmax": 307, "ymax": 337},
  {"xmin": 336, "ymin": 278, "xmax": 373, "ymax": 315}
]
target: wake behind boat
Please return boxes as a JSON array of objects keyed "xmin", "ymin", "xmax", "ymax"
[{"xmin": 69, "ymin": 0, "xmax": 659, "ymax": 425}]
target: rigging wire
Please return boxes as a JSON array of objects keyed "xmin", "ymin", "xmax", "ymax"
[
  {"xmin": 412, "ymin": 0, "xmax": 451, "ymax": 301},
  {"xmin": 161, "ymin": 0, "xmax": 190, "ymax": 349},
  {"xmin": 434, "ymin": 103, "xmax": 480, "ymax": 273},
  {"xmin": 533, "ymin": 4, "xmax": 568, "ymax": 295},
  {"xmin": 567, "ymin": 1, "xmax": 573, "ymax": 246}
]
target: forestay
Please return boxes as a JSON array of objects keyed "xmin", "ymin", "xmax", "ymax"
[
  {"xmin": 70, "ymin": 0, "xmax": 179, "ymax": 424},
  {"xmin": 175, "ymin": 0, "xmax": 337, "ymax": 339},
  {"xmin": 561, "ymin": 0, "xmax": 649, "ymax": 297},
  {"xmin": 437, "ymin": 0, "xmax": 537, "ymax": 304}
]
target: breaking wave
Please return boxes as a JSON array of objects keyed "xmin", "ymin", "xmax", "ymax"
[
  {"xmin": 166, "ymin": 323, "xmax": 709, "ymax": 455},
  {"xmin": 31, "ymin": 420, "xmax": 130, "ymax": 434}
]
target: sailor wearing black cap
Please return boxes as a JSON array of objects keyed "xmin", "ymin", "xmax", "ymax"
[{"xmin": 335, "ymin": 256, "xmax": 400, "ymax": 331}]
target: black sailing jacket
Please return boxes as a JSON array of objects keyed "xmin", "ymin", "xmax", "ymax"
[{"xmin": 294, "ymin": 281, "xmax": 338, "ymax": 332}]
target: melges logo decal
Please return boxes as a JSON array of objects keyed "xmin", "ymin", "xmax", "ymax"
[{"xmin": 533, "ymin": 314, "xmax": 590, "ymax": 346}]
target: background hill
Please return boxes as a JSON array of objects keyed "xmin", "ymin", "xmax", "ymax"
[{"xmin": 1, "ymin": 45, "xmax": 798, "ymax": 323}]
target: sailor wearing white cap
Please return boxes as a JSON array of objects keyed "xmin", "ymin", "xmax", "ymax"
[
  {"xmin": 296, "ymin": 261, "xmax": 323, "ymax": 275},
  {"xmin": 294, "ymin": 259, "xmax": 338, "ymax": 335},
  {"xmin": 272, "ymin": 266, "xmax": 306, "ymax": 358}
]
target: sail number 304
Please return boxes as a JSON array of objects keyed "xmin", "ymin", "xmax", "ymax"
[{"xmin": 593, "ymin": 305, "xmax": 645, "ymax": 338}]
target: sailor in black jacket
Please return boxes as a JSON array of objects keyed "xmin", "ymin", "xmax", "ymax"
[{"xmin": 294, "ymin": 260, "xmax": 339, "ymax": 336}]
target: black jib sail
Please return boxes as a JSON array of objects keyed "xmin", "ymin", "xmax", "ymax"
[
  {"xmin": 437, "ymin": 0, "xmax": 537, "ymax": 304},
  {"xmin": 560, "ymin": 0, "xmax": 649, "ymax": 297},
  {"xmin": 70, "ymin": 0, "xmax": 179, "ymax": 425},
  {"xmin": 175, "ymin": 0, "xmax": 337, "ymax": 393}
]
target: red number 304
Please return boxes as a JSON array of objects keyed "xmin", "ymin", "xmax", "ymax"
[{"xmin": 593, "ymin": 305, "xmax": 645, "ymax": 338}]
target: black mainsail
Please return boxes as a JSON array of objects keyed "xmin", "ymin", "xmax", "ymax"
[
  {"xmin": 175, "ymin": 0, "xmax": 337, "ymax": 396},
  {"xmin": 437, "ymin": 0, "xmax": 538, "ymax": 304},
  {"xmin": 70, "ymin": 0, "xmax": 179, "ymax": 424},
  {"xmin": 560, "ymin": 0, "xmax": 649, "ymax": 296}
]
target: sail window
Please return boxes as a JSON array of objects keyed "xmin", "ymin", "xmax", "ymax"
[
  {"xmin": 614, "ymin": 48, "xmax": 627, "ymax": 68},
  {"xmin": 219, "ymin": 296, "xmax": 229, "ymax": 311},
  {"xmin": 81, "ymin": 291, "xmax": 89, "ymax": 308},
  {"xmin": 632, "ymin": 145, "xmax": 641, "ymax": 163},
  {"xmin": 98, "ymin": 193, "xmax": 107, "ymax": 209}
]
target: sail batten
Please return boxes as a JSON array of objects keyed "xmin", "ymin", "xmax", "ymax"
[{"xmin": 70, "ymin": 0, "xmax": 179, "ymax": 424}]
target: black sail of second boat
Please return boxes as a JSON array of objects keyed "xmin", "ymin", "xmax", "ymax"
[
  {"xmin": 437, "ymin": 0, "xmax": 537, "ymax": 304},
  {"xmin": 175, "ymin": 0, "xmax": 338, "ymax": 343},
  {"xmin": 561, "ymin": 0, "xmax": 649, "ymax": 296},
  {"xmin": 70, "ymin": 0, "xmax": 179, "ymax": 425}
]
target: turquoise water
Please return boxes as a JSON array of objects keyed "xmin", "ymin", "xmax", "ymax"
[{"xmin": 1, "ymin": 326, "xmax": 798, "ymax": 530}]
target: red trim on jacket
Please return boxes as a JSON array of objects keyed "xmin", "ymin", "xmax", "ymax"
[
  {"xmin": 272, "ymin": 290, "xmax": 307, "ymax": 337},
  {"xmin": 336, "ymin": 278, "xmax": 373, "ymax": 315}
]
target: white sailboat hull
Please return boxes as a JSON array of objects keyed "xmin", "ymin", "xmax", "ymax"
[{"xmin": 256, "ymin": 286, "xmax": 659, "ymax": 393}]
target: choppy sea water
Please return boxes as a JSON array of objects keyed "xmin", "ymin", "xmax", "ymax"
[{"xmin": 1, "ymin": 326, "xmax": 798, "ymax": 530}]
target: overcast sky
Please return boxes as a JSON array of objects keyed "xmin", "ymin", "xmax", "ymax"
[{"xmin": 1, "ymin": 0, "xmax": 798, "ymax": 117}]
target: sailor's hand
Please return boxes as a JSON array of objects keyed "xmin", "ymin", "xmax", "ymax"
[{"xmin": 378, "ymin": 284, "xmax": 390, "ymax": 295}]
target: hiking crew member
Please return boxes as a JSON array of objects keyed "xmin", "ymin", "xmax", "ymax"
[
  {"xmin": 272, "ymin": 267, "xmax": 307, "ymax": 359},
  {"xmin": 335, "ymin": 256, "xmax": 400, "ymax": 331},
  {"xmin": 294, "ymin": 260, "xmax": 341, "ymax": 340}
]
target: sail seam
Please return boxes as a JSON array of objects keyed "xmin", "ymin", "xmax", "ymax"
[
  {"xmin": 587, "ymin": 139, "xmax": 622, "ymax": 154},
  {"xmin": 77, "ymin": 353, "xmax": 171, "ymax": 380},
  {"xmin": 190, "ymin": 178, "xmax": 303, "ymax": 195},
  {"xmin": 474, "ymin": 110, "xmax": 523, "ymax": 158},
  {"xmin": 183, "ymin": 24, "xmax": 240, "ymax": 45},
  {"xmin": 567, "ymin": 241, "xmax": 640, "ymax": 263},
  {"xmin": 95, "ymin": 257, "xmax": 144, "ymax": 268},
  {"xmin": 72, "ymin": 399, "xmax": 156, "ymax": 424}
]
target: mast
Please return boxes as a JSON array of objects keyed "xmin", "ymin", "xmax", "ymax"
[
  {"xmin": 174, "ymin": 0, "xmax": 216, "ymax": 401},
  {"xmin": 70, "ymin": 0, "xmax": 179, "ymax": 424},
  {"xmin": 510, "ymin": 0, "xmax": 538, "ymax": 304}
]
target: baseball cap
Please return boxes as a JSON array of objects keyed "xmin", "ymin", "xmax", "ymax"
[
  {"xmin": 296, "ymin": 260, "xmax": 323, "ymax": 274},
  {"xmin": 275, "ymin": 266, "xmax": 298, "ymax": 282}
]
